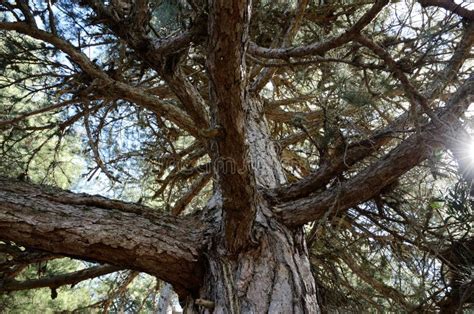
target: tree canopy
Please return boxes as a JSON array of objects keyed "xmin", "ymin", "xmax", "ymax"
[{"xmin": 0, "ymin": 0, "xmax": 473, "ymax": 312}]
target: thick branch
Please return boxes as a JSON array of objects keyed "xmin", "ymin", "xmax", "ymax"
[
  {"xmin": 268, "ymin": 22, "xmax": 474, "ymax": 203},
  {"xmin": 248, "ymin": 0, "xmax": 388, "ymax": 59},
  {"xmin": 268, "ymin": 127, "xmax": 395, "ymax": 203},
  {"xmin": 207, "ymin": 0, "xmax": 255, "ymax": 253},
  {"xmin": 82, "ymin": 0, "xmax": 210, "ymax": 131},
  {"xmin": 0, "ymin": 178, "xmax": 207, "ymax": 293},
  {"xmin": 278, "ymin": 74, "xmax": 474, "ymax": 226}
]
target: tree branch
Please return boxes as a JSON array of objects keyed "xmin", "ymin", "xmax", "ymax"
[
  {"xmin": 0, "ymin": 22, "xmax": 200, "ymax": 136},
  {"xmin": 207, "ymin": 0, "xmax": 255, "ymax": 253},
  {"xmin": 278, "ymin": 74, "xmax": 474, "ymax": 226},
  {"xmin": 248, "ymin": 0, "xmax": 389, "ymax": 59},
  {"xmin": 82, "ymin": 0, "xmax": 205, "ymax": 58},
  {"xmin": 250, "ymin": 0, "xmax": 310, "ymax": 92},
  {"xmin": 356, "ymin": 34, "xmax": 439, "ymax": 122},
  {"xmin": 418, "ymin": 0, "xmax": 474, "ymax": 21},
  {"xmin": 0, "ymin": 178, "xmax": 207, "ymax": 294},
  {"xmin": 172, "ymin": 173, "xmax": 211, "ymax": 216},
  {"xmin": 81, "ymin": 0, "xmax": 210, "ymax": 131},
  {"xmin": 267, "ymin": 22, "xmax": 474, "ymax": 203},
  {"xmin": 0, "ymin": 265, "xmax": 122, "ymax": 292}
]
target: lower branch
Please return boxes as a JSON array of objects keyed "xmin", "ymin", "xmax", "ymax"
[
  {"xmin": 0, "ymin": 264, "xmax": 121, "ymax": 292},
  {"xmin": 0, "ymin": 178, "xmax": 207, "ymax": 294}
]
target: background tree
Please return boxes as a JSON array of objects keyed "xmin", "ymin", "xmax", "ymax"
[{"xmin": 0, "ymin": 0, "xmax": 473, "ymax": 312}]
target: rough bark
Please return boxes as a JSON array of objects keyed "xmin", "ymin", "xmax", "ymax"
[
  {"xmin": 190, "ymin": 95, "xmax": 318, "ymax": 312},
  {"xmin": 0, "ymin": 178, "xmax": 206, "ymax": 294},
  {"xmin": 199, "ymin": 214, "xmax": 318, "ymax": 313},
  {"xmin": 206, "ymin": 0, "xmax": 256, "ymax": 253},
  {"xmin": 1, "ymin": 3, "xmax": 322, "ymax": 308},
  {"xmin": 188, "ymin": 1, "xmax": 321, "ymax": 311}
]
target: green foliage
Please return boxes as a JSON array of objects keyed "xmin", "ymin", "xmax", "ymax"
[
  {"xmin": 445, "ymin": 180, "xmax": 474, "ymax": 223},
  {"xmin": 0, "ymin": 35, "xmax": 82, "ymax": 188},
  {"xmin": 0, "ymin": 260, "xmax": 93, "ymax": 313}
]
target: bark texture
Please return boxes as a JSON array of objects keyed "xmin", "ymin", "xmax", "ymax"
[
  {"xmin": 207, "ymin": 0, "xmax": 257, "ymax": 254},
  {"xmin": 199, "ymin": 205, "xmax": 318, "ymax": 313},
  {"xmin": 0, "ymin": 178, "xmax": 206, "ymax": 294},
  {"xmin": 198, "ymin": 1, "xmax": 320, "ymax": 310},
  {"xmin": 193, "ymin": 95, "xmax": 319, "ymax": 312}
]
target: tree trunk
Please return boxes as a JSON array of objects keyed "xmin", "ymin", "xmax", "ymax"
[
  {"xmin": 199, "ymin": 217, "xmax": 318, "ymax": 313},
  {"xmin": 188, "ymin": 0, "xmax": 319, "ymax": 310},
  {"xmin": 190, "ymin": 96, "xmax": 319, "ymax": 312}
]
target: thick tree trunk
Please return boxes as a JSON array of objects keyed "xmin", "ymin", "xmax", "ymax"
[
  {"xmin": 1, "ymin": 0, "xmax": 474, "ymax": 312},
  {"xmin": 199, "ymin": 216, "xmax": 318, "ymax": 313},
  {"xmin": 191, "ymin": 96, "xmax": 319, "ymax": 312},
  {"xmin": 185, "ymin": 0, "xmax": 320, "ymax": 310}
]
